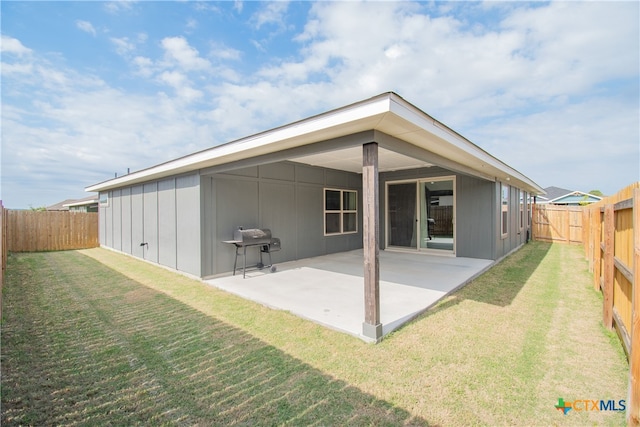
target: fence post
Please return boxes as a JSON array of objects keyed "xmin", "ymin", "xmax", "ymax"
[
  {"xmin": 564, "ymin": 207, "xmax": 571, "ymax": 244},
  {"xmin": 0, "ymin": 201, "xmax": 4, "ymax": 320},
  {"xmin": 603, "ymin": 204, "xmax": 614, "ymax": 330},
  {"xmin": 594, "ymin": 208, "xmax": 603, "ymax": 290},
  {"xmin": 628, "ymin": 189, "xmax": 639, "ymax": 426}
]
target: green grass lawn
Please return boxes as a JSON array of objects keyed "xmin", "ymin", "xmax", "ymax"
[{"xmin": 1, "ymin": 242, "xmax": 628, "ymax": 426}]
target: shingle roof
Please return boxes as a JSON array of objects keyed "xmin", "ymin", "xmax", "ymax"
[
  {"xmin": 46, "ymin": 199, "xmax": 75, "ymax": 211},
  {"xmin": 539, "ymin": 186, "xmax": 573, "ymax": 201}
]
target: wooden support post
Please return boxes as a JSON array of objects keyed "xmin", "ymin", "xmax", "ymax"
[
  {"xmin": 628, "ymin": 189, "xmax": 640, "ymax": 426},
  {"xmin": 362, "ymin": 142, "xmax": 381, "ymax": 341},
  {"xmin": 603, "ymin": 204, "xmax": 614, "ymax": 330}
]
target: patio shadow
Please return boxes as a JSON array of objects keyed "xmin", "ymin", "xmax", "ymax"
[
  {"xmin": 2, "ymin": 251, "xmax": 429, "ymax": 426},
  {"xmin": 408, "ymin": 241, "xmax": 553, "ymax": 323}
]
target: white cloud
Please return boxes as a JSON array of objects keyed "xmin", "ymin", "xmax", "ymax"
[
  {"xmin": 471, "ymin": 97, "xmax": 640, "ymax": 194},
  {"xmin": 250, "ymin": 1, "xmax": 289, "ymax": 30},
  {"xmin": 1, "ymin": 1, "xmax": 637, "ymax": 207},
  {"xmin": 210, "ymin": 42, "xmax": 242, "ymax": 61},
  {"xmin": 158, "ymin": 71, "xmax": 203, "ymax": 102},
  {"xmin": 104, "ymin": 0, "xmax": 135, "ymax": 14},
  {"xmin": 132, "ymin": 56, "xmax": 154, "ymax": 77},
  {"xmin": 161, "ymin": 36, "xmax": 211, "ymax": 71},
  {"xmin": 76, "ymin": 20, "xmax": 97, "ymax": 36},
  {"xmin": 1, "ymin": 35, "xmax": 32, "ymax": 56},
  {"xmin": 186, "ymin": 18, "xmax": 198, "ymax": 32},
  {"xmin": 208, "ymin": 1, "xmax": 638, "ymax": 193},
  {"xmin": 110, "ymin": 37, "xmax": 135, "ymax": 56}
]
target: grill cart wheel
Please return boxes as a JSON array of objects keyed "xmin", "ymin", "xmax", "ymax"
[{"xmin": 270, "ymin": 266, "xmax": 277, "ymax": 273}]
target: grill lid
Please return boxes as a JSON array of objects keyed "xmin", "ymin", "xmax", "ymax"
[{"xmin": 233, "ymin": 227, "xmax": 272, "ymax": 245}]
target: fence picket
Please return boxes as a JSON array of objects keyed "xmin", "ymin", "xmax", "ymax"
[
  {"xmin": 6, "ymin": 210, "xmax": 98, "ymax": 252},
  {"xmin": 534, "ymin": 183, "xmax": 639, "ymax": 424}
]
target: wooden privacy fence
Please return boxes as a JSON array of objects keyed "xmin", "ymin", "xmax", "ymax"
[
  {"xmin": 1, "ymin": 201, "xmax": 7, "ymax": 319},
  {"xmin": 583, "ymin": 182, "xmax": 639, "ymax": 426},
  {"xmin": 532, "ymin": 204, "xmax": 585, "ymax": 244},
  {"xmin": 6, "ymin": 210, "xmax": 99, "ymax": 252}
]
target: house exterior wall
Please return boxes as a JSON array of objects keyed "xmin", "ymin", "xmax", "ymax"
[
  {"xmin": 68, "ymin": 204, "xmax": 98, "ymax": 212},
  {"xmin": 98, "ymin": 172, "xmax": 202, "ymax": 276},
  {"xmin": 379, "ymin": 168, "xmax": 531, "ymax": 260},
  {"xmin": 494, "ymin": 181, "xmax": 530, "ymax": 260},
  {"xmin": 200, "ymin": 162, "xmax": 363, "ymax": 277},
  {"xmin": 456, "ymin": 175, "xmax": 496, "ymax": 259},
  {"xmin": 379, "ymin": 167, "xmax": 496, "ymax": 259},
  {"xmin": 97, "ymin": 159, "xmax": 532, "ymax": 278}
]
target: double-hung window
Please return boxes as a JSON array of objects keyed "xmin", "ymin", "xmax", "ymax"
[{"xmin": 324, "ymin": 188, "xmax": 358, "ymax": 235}]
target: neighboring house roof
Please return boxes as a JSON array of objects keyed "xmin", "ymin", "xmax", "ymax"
[
  {"xmin": 538, "ymin": 186, "xmax": 573, "ymax": 202},
  {"xmin": 548, "ymin": 191, "xmax": 602, "ymax": 205},
  {"xmin": 47, "ymin": 195, "xmax": 98, "ymax": 211},
  {"xmin": 86, "ymin": 92, "xmax": 545, "ymax": 195},
  {"xmin": 538, "ymin": 186, "xmax": 602, "ymax": 205},
  {"xmin": 62, "ymin": 195, "xmax": 99, "ymax": 208},
  {"xmin": 46, "ymin": 199, "xmax": 76, "ymax": 211}
]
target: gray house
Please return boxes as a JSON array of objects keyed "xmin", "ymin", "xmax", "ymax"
[{"xmin": 86, "ymin": 92, "xmax": 544, "ymax": 340}]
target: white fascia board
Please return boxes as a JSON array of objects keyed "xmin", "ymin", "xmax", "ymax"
[
  {"xmin": 63, "ymin": 199, "xmax": 98, "ymax": 207},
  {"xmin": 86, "ymin": 95, "xmax": 392, "ymax": 192},
  {"xmin": 386, "ymin": 94, "xmax": 544, "ymax": 194},
  {"xmin": 548, "ymin": 191, "xmax": 602, "ymax": 203}
]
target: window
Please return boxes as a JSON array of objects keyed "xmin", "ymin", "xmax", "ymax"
[
  {"xmin": 519, "ymin": 190, "xmax": 524, "ymax": 230},
  {"xmin": 99, "ymin": 192, "xmax": 109, "ymax": 207},
  {"xmin": 501, "ymin": 183, "xmax": 509, "ymax": 237},
  {"xmin": 324, "ymin": 188, "xmax": 358, "ymax": 235}
]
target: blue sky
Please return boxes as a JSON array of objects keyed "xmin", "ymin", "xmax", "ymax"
[{"xmin": 1, "ymin": 1, "xmax": 638, "ymax": 209}]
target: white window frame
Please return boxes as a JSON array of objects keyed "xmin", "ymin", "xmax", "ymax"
[
  {"xmin": 324, "ymin": 188, "xmax": 358, "ymax": 236},
  {"xmin": 501, "ymin": 183, "xmax": 509, "ymax": 238},
  {"xmin": 519, "ymin": 190, "xmax": 524, "ymax": 231},
  {"xmin": 527, "ymin": 194, "xmax": 532, "ymax": 228}
]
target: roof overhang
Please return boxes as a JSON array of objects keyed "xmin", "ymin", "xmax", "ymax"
[
  {"xmin": 86, "ymin": 92, "xmax": 544, "ymax": 195},
  {"xmin": 63, "ymin": 198, "xmax": 99, "ymax": 208}
]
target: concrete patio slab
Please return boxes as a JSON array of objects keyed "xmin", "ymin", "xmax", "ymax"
[{"xmin": 205, "ymin": 250, "xmax": 493, "ymax": 341}]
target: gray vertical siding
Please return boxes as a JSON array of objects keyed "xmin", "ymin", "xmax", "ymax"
[
  {"xmin": 176, "ymin": 174, "xmax": 201, "ymax": 275},
  {"xmin": 112, "ymin": 189, "xmax": 122, "ymax": 251},
  {"xmin": 259, "ymin": 181, "xmax": 297, "ymax": 261},
  {"xmin": 296, "ymin": 185, "xmax": 325, "ymax": 259},
  {"xmin": 131, "ymin": 186, "xmax": 144, "ymax": 258},
  {"xmin": 98, "ymin": 159, "xmax": 532, "ymax": 278},
  {"xmin": 494, "ymin": 182, "xmax": 529, "ymax": 260},
  {"xmin": 455, "ymin": 175, "xmax": 495, "ymax": 259},
  {"xmin": 98, "ymin": 172, "xmax": 201, "ymax": 277},
  {"xmin": 158, "ymin": 178, "xmax": 177, "ymax": 269},
  {"xmin": 379, "ymin": 167, "xmax": 530, "ymax": 260},
  {"xmin": 143, "ymin": 183, "xmax": 159, "ymax": 263},
  {"xmin": 121, "ymin": 187, "xmax": 132, "ymax": 255},
  {"xmin": 201, "ymin": 162, "xmax": 363, "ymax": 277},
  {"xmin": 213, "ymin": 176, "xmax": 260, "ymax": 275},
  {"xmin": 99, "ymin": 192, "xmax": 107, "ymax": 246}
]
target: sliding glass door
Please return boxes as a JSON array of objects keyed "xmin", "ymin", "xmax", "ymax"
[
  {"xmin": 387, "ymin": 178, "xmax": 455, "ymax": 253},
  {"xmin": 387, "ymin": 183, "xmax": 417, "ymax": 248},
  {"xmin": 419, "ymin": 179, "xmax": 454, "ymax": 251}
]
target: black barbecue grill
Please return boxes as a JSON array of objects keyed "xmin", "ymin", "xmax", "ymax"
[{"xmin": 223, "ymin": 227, "xmax": 281, "ymax": 278}]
